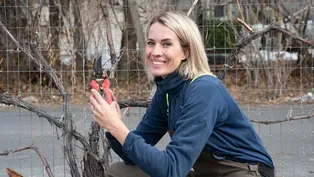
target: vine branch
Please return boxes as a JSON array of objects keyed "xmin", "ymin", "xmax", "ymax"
[{"xmin": 0, "ymin": 145, "xmax": 54, "ymax": 177}]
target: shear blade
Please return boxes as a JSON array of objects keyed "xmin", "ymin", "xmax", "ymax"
[{"xmin": 93, "ymin": 56, "xmax": 103, "ymax": 78}]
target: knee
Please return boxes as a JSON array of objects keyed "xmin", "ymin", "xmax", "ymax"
[
  {"xmin": 106, "ymin": 162, "xmax": 149, "ymax": 177},
  {"xmin": 106, "ymin": 162, "xmax": 126, "ymax": 177}
]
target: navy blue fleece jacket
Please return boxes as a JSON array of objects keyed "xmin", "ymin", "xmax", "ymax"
[{"xmin": 106, "ymin": 72, "xmax": 273, "ymax": 177}]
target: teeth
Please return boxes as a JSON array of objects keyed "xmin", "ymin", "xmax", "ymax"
[{"xmin": 152, "ymin": 61, "xmax": 164, "ymax": 65}]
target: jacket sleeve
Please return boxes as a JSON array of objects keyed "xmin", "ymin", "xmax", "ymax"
[
  {"xmin": 121, "ymin": 78, "xmax": 225, "ymax": 177},
  {"xmin": 106, "ymin": 91, "xmax": 168, "ymax": 164}
]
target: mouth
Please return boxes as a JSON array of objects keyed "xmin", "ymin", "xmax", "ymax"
[{"xmin": 150, "ymin": 60, "xmax": 166, "ymax": 67}]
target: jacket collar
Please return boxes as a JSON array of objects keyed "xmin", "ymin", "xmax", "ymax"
[{"xmin": 154, "ymin": 71, "xmax": 185, "ymax": 94}]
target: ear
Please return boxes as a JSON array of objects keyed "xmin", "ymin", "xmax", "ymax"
[{"xmin": 181, "ymin": 47, "xmax": 190, "ymax": 60}]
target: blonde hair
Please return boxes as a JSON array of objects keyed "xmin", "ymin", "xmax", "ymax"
[{"xmin": 147, "ymin": 11, "xmax": 212, "ymax": 79}]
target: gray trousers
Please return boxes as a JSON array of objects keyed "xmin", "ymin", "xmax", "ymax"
[{"xmin": 106, "ymin": 150, "xmax": 274, "ymax": 177}]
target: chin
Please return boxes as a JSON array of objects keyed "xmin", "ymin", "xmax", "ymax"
[
  {"xmin": 151, "ymin": 73, "xmax": 164, "ymax": 77},
  {"xmin": 151, "ymin": 71, "xmax": 170, "ymax": 78}
]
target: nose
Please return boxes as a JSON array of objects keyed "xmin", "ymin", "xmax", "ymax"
[{"xmin": 151, "ymin": 44, "xmax": 162, "ymax": 56}]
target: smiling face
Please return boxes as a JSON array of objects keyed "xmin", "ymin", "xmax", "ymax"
[{"xmin": 145, "ymin": 22, "xmax": 187, "ymax": 78}]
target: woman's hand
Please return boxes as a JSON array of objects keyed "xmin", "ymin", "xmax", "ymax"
[
  {"xmin": 108, "ymin": 89, "xmax": 123, "ymax": 121},
  {"xmin": 90, "ymin": 89, "xmax": 130, "ymax": 144},
  {"xmin": 90, "ymin": 89, "xmax": 121, "ymax": 129}
]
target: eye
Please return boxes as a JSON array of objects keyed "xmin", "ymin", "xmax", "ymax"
[
  {"xmin": 163, "ymin": 42, "xmax": 171, "ymax": 47},
  {"xmin": 147, "ymin": 41, "xmax": 155, "ymax": 46}
]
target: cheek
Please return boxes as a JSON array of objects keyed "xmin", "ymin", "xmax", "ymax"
[
  {"xmin": 145, "ymin": 47, "xmax": 153, "ymax": 59},
  {"xmin": 145, "ymin": 47, "xmax": 150, "ymax": 56},
  {"xmin": 169, "ymin": 49, "xmax": 179, "ymax": 59},
  {"xmin": 169, "ymin": 49, "xmax": 184, "ymax": 62}
]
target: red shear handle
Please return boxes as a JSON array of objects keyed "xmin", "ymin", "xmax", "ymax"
[
  {"xmin": 103, "ymin": 88, "xmax": 113, "ymax": 104},
  {"xmin": 90, "ymin": 80, "xmax": 100, "ymax": 91},
  {"xmin": 90, "ymin": 79, "xmax": 112, "ymax": 104},
  {"xmin": 103, "ymin": 78, "xmax": 113, "ymax": 104}
]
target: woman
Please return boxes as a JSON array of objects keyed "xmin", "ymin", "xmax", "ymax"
[{"xmin": 90, "ymin": 11, "xmax": 275, "ymax": 177}]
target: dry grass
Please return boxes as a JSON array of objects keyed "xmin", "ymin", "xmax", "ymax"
[{"xmin": 3, "ymin": 71, "xmax": 313, "ymax": 106}]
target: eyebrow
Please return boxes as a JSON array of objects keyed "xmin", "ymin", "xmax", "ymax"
[{"xmin": 147, "ymin": 38, "xmax": 173, "ymax": 42}]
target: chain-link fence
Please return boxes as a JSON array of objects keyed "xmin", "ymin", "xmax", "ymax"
[{"xmin": 0, "ymin": 0, "xmax": 313, "ymax": 176}]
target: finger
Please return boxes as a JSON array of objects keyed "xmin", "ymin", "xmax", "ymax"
[
  {"xmin": 109, "ymin": 89, "xmax": 117, "ymax": 101},
  {"xmin": 90, "ymin": 104, "xmax": 94, "ymax": 111},
  {"xmin": 93, "ymin": 115, "xmax": 102, "ymax": 125},
  {"xmin": 91, "ymin": 89, "xmax": 107, "ymax": 105},
  {"xmin": 110, "ymin": 101, "xmax": 122, "ymax": 120},
  {"xmin": 113, "ymin": 101, "xmax": 121, "ymax": 115},
  {"xmin": 89, "ymin": 95, "xmax": 99, "ymax": 108},
  {"xmin": 110, "ymin": 101, "xmax": 119, "ymax": 112},
  {"xmin": 110, "ymin": 101, "xmax": 117, "ymax": 107},
  {"xmin": 93, "ymin": 111, "xmax": 102, "ymax": 120},
  {"xmin": 90, "ymin": 95, "xmax": 107, "ymax": 114}
]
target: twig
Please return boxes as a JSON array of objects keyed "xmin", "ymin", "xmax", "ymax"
[
  {"xmin": 0, "ymin": 18, "xmax": 80, "ymax": 177},
  {"xmin": 250, "ymin": 113, "xmax": 314, "ymax": 125},
  {"xmin": 118, "ymin": 99, "xmax": 151, "ymax": 109},
  {"xmin": 100, "ymin": 2, "xmax": 125, "ymax": 80},
  {"xmin": 218, "ymin": 21, "xmax": 314, "ymax": 79},
  {"xmin": 0, "ymin": 93, "xmax": 62, "ymax": 127},
  {"xmin": 0, "ymin": 20, "xmax": 66, "ymax": 95},
  {"xmin": 114, "ymin": 47, "xmax": 125, "ymax": 70},
  {"xmin": 2, "ymin": 92, "xmax": 313, "ymax": 126},
  {"xmin": 236, "ymin": 17, "xmax": 254, "ymax": 33},
  {"xmin": 0, "ymin": 93, "xmax": 92, "ymax": 152},
  {"xmin": 0, "ymin": 145, "xmax": 54, "ymax": 177},
  {"xmin": 272, "ymin": 26, "xmax": 314, "ymax": 47},
  {"xmin": 100, "ymin": 2, "xmax": 117, "ymax": 69},
  {"xmin": 187, "ymin": 0, "xmax": 199, "ymax": 17},
  {"xmin": 291, "ymin": 5, "xmax": 313, "ymax": 18},
  {"xmin": 0, "ymin": 56, "xmax": 3, "ymax": 65},
  {"xmin": 109, "ymin": 1, "xmax": 123, "ymax": 31},
  {"xmin": 236, "ymin": 0, "xmax": 244, "ymax": 20},
  {"xmin": 0, "ymin": 93, "xmax": 99, "ymax": 166},
  {"xmin": 218, "ymin": 0, "xmax": 234, "ymax": 6},
  {"xmin": 122, "ymin": 107, "xmax": 132, "ymax": 118},
  {"xmin": 117, "ymin": 98, "xmax": 314, "ymax": 125}
]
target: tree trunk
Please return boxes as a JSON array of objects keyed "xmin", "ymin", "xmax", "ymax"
[
  {"xmin": 82, "ymin": 121, "xmax": 105, "ymax": 177},
  {"xmin": 126, "ymin": 0, "xmax": 145, "ymax": 66},
  {"xmin": 72, "ymin": 0, "xmax": 87, "ymax": 76},
  {"xmin": 49, "ymin": 0, "xmax": 61, "ymax": 69},
  {"xmin": 118, "ymin": 0, "xmax": 145, "ymax": 79}
]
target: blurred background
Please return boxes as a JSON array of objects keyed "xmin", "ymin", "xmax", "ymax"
[{"xmin": 0, "ymin": 0, "xmax": 313, "ymax": 176}]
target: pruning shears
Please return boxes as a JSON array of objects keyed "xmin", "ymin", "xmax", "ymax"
[{"xmin": 90, "ymin": 56, "xmax": 113, "ymax": 104}]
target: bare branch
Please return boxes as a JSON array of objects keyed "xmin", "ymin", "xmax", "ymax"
[
  {"xmin": 218, "ymin": 21, "xmax": 314, "ymax": 79},
  {"xmin": 0, "ymin": 93, "xmax": 63, "ymax": 127},
  {"xmin": 187, "ymin": 0, "xmax": 199, "ymax": 17},
  {"xmin": 236, "ymin": 0, "xmax": 244, "ymax": 20},
  {"xmin": 0, "ymin": 20, "xmax": 67, "ymax": 95},
  {"xmin": 251, "ymin": 113, "xmax": 314, "ymax": 125},
  {"xmin": 236, "ymin": 18, "xmax": 254, "ymax": 33},
  {"xmin": 100, "ymin": 2, "xmax": 117, "ymax": 70},
  {"xmin": 118, "ymin": 98, "xmax": 314, "ymax": 125},
  {"xmin": 0, "ymin": 93, "xmax": 93, "ymax": 155},
  {"xmin": 118, "ymin": 99, "xmax": 151, "ymax": 109},
  {"xmin": 0, "ymin": 145, "xmax": 54, "ymax": 177},
  {"xmin": 0, "ymin": 93, "xmax": 108, "ymax": 176},
  {"xmin": 291, "ymin": 5, "xmax": 313, "ymax": 18},
  {"xmin": 125, "ymin": 0, "xmax": 146, "ymax": 63},
  {"xmin": 109, "ymin": 1, "xmax": 123, "ymax": 31},
  {"xmin": 272, "ymin": 25, "xmax": 314, "ymax": 47},
  {"xmin": 0, "ymin": 17, "xmax": 81, "ymax": 176}
]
